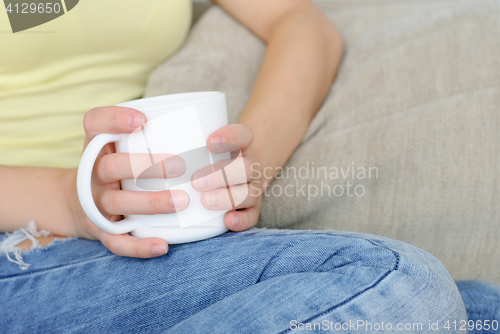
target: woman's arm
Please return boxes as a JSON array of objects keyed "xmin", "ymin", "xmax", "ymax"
[
  {"xmin": 0, "ymin": 166, "xmax": 78, "ymax": 236},
  {"xmin": 215, "ymin": 0, "xmax": 343, "ymax": 186},
  {"xmin": 200, "ymin": 0, "xmax": 343, "ymax": 230}
]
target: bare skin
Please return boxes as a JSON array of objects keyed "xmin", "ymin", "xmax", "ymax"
[
  {"xmin": 2, "ymin": 0, "xmax": 343, "ymax": 256},
  {"xmin": 17, "ymin": 237, "xmax": 56, "ymax": 249}
]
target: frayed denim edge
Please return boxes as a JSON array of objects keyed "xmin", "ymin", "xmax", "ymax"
[{"xmin": 0, "ymin": 221, "xmax": 74, "ymax": 270}]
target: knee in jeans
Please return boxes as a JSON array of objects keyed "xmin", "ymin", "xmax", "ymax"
[{"xmin": 376, "ymin": 239, "xmax": 467, "ymax": 323}]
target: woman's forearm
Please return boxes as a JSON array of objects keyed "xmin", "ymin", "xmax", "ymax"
[
  {"xmin": 237, "ymin": 4, "xmax": 343, "ymax": 186},
  {"xmin": 0, "ymin": 166, "xmax": 78, "ymax": 235}
]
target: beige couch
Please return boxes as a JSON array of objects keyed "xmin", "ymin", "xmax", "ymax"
[{"xmin": 144, "ymin": 0, "xmax": 500, "ymax": 283}]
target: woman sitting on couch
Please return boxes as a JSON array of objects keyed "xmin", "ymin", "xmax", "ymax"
[{"xmin": 1, "ymin": 0, "xmax": 495, "ymax": 332}]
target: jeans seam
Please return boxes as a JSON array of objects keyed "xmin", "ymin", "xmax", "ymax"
[
  {"xmin": 204, "ymin": 228, "xmax": 388, "ymax": 244},
  {"xmin": 278, "ymin": 244, "xmax": 401, "ymax": 334},
  {"xmin": 241, "ymin": 230, "xmax": 400, "ymax": 282}
]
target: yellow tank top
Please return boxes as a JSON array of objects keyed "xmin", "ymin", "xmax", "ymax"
[{"xmin": 0, "ymin": 0, "xmax": 191, "ymax": 168}]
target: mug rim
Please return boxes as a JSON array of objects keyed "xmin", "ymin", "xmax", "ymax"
[{"xmin": 116, "ymin": 91, "xmax": 223, "ymax": 111}]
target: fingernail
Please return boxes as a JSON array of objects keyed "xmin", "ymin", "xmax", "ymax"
[
  {"xmin": 166, "ymin": 157, "xmax": 185, "ymax": 176},
  {"xmin": 128, "ymin": 114, "xmax": 144, "ymax": 129},
  {"xmin": 195, "ymin": 175, "xmax": 210, "ymax": 189},
  {"xmin": 170, "ymin": 192, "xmax": 188, "ymax": 209},
  {"xmin": 152, "ymin": 245, "xmax": 167, "ymax": 256},
  {"xmin": 210, "ymin": 136, "xmax": 224, "ymax": 152},
  {"xmin": 232, "ymin": 215, "xmax": 242, "ymax": 227},
  {"xmin": 208, "ymin": 192, "xmax": 221, "ymax": 208},
  {"xmin": 212, "ymin": 136, "xmax": 224, "ymax": 144}
]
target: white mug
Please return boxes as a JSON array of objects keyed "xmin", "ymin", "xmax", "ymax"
[{"xmin": 77, "ymin": 92, "xmax": 247, "ymax": 244}]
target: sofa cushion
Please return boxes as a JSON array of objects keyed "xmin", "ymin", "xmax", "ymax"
[{"xmin": 144, "ymin": 0, "xmax": 500, "ymax": 283}]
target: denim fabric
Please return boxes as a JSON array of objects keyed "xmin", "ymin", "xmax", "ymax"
[
  {"xmin": 456, "ymin": 280, "xmax": 500, "ymax": 334},
  {"xmin": 0, "ymin": 228, "xmax": 467, "ymax": 333}
]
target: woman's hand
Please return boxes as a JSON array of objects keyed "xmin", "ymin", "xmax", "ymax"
[
  {"xmin": 191, "ymin": 124, "xmax": 263, "ymax": 231},
  {"xmin": 71, "ymin": 106, "xmax": 188, "ymax": 258}
]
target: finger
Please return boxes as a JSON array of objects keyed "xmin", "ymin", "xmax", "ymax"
[
  {"xmin": 200, "ymin": 183, "xmax": 259, "ymax": 211},
  {"xmin": 99, "ymin": 189, "xmax": 189, "ymax": 215},
  {"xmin": 83, "ymin": 106, "xmax": 146, "ymax": 140},
  {"xmin": 191, "ymin": 156, "xmax": 256, "ymax": 191},
  {"xmin": 224, "ymin": 207, "xmax": 260, "ymax": 232},
  {"xmin": 96, "ymin": 153, "xmax": 186, "ymax": 183},
  {"xmin": 98, "ymin": 231, "xmax": 169, "ymax": 258},
  {"xmin": 207, "ymin": 123, "xmax": 254, "ymax": 154}
]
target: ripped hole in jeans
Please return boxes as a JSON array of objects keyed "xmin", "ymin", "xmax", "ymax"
[{"xmin": 0, "ymin": 221, "xmax": 73, "ymax": 270}]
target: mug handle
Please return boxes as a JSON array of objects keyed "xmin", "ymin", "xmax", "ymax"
[{"xmin": 77, "ymin": 134, "xmax": 137, "ymax": 234}]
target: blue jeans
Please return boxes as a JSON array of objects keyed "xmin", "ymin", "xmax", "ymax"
[
  {"xmin": 0, "ymin": 228, "xmax": 469, "ymax": 333},
  {"xmin": 456, "ymin": 281, "xmax": 500, "ymax": 334}
]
